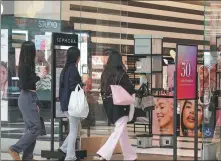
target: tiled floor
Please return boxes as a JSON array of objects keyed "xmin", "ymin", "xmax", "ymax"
[
  {"xmin": 0, "ymin": 122, "xmax": 213, "ymax": 158},
  {"xmin": 2, "ymin": 153, "xmax": 194, "ymax": 161}
]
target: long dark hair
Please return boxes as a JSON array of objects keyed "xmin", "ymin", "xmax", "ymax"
[
  {"xmin": 101, "ymin": 49, "xmax": 124, "ymax": 93},
  {"xmin": 18, "ymin": 41, "xmax": 36, "ymax": 72},
  {"xmin": 181, "ymin": 100, "xmax": 202, "ymax": 136},
  {"xmin": 60, "ymin": 46, "xmax": 80, "ymax": 88}
]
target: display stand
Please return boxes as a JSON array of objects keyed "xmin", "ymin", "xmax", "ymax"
[
  {"xmin": 125, "ymin": 35, "xmax": 163, "ymax": 135},
  {"xmin": 41, "ymin": 33, "xmax": 87, "ymax": 160},
  {"xmin": 173, "ymin": 44, "xmax": 198, "ymax": 161}
]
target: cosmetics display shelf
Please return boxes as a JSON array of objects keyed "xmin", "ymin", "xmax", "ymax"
[
  {"xmin": 125, "ymin": 36, "xmax": 163, "ymax": 93},
  {"xmin": 127, "ymin": 35, "xmax": 163, "ymax": 136}
]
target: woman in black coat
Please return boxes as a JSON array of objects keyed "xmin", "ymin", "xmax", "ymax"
[
  {"xmin": 94, "ymin": 50, "xmax": 137, "ymax": 161},
  {"xmin": 59, "ymin": 47, "xmax": 84, "ymax": 161}
]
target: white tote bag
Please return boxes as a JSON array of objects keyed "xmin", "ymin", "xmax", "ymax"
[{"xmin": 68, "ymin": 84, "xmax": 89, "ymax": 118}]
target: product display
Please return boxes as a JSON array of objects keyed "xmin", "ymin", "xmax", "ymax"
[
  {"xmin": 152, "ymin": 39, "xmax": 162, "ymax": 54},
  {"xmin": 159, "ymin": 135, "xmax": 173, "ymax": 147},
  {"xmin": 140, "ymin": 75, "xmax": 148, "ymax": 86},
  {"xmin": 92, "ymin": 56, "xmax": 106, "ymax": 69},
  {"xmin": 135, "ymin": 83, "xmax": 155, "ymax": 111},
  {"xmin": 135, "ymin": 58, "xmax": 151, "ymax": 73},
  {"xmin": 136, "ymin": 134, "xmax": 153, "ymax": 148},
  {"xmin": 135, "ymin": 38, "xmax": 151, "ymax": 55},
  {"xmin": 152, "ymin": 73, "xmax": 162, "ymax": 89},
  {"xmin": 152, "ymin": 56, "xmax": 162, "ymax": 72},
  {"xmin": 92, "ymin": 72, "xmax": 101, "ymax": 80}
]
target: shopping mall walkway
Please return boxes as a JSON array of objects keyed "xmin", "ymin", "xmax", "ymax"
[{"xmin": 2, "ymin": 153, "xmax": 194, "ymax": 160}]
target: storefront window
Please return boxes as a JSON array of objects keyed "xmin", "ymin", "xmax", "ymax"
[
  {"xmin": 1, "ymin": 1, "xmax": 62, "ymax": 159},
  {"xmin": 1, "ymin": 1, "xmax": 210, "ymax": 160},
  {"xmin": 202, "ymin": 1, "xmax": 221, "ymax": 160}
]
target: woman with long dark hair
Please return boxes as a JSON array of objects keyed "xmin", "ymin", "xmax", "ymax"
[
  {"xmin": 94, "ymin": 49, "xmax": 137, "ymax": 161},
  {"xmin": 8, "ymin": 41, "xmax": 46, "ymax": 160},
  {"xmin": 59, "ymin": 47, "xmax": 84, "ymax": 161},
  {"xmin": 180, "ymin": 100, "xmax": 203, "ymax": 137}
]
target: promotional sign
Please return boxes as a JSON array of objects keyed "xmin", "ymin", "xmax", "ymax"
[
  {"xmin": 1, "ymin": 29, "xmax": 8, "ymax": 63},
  {"xmin": 152, "ymin": 97, "xmax": 174, "ymax": 135},
  {"xmin": 1, "ymin": 29, "xmax": 8, "ymax": 121},
  {"xmin": 179, "ymin": 100, "xmax": 203, "ymax": 137},
  {"xmin": 15, "ymin": 17, "xmax": 61, "ymax": 32},
  {"xmin": 53, "ymin": 33, "xmax": 78, "ymax": 46},
  {"xmin": 177, "ymin": 45, "xmax": 197, "ymax": 99},
  {"xmin": 35, "ymin": 35, "xmax": 51, "ymax": 51}
]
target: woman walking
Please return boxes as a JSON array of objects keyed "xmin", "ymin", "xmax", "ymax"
[
  {"xmin": 94, "ymin": 50, "xmax": 137, "ymax": 161},
  {"xmin": 8, "ymin": 41, "xmax": 46, "ymax": 160},
  {"xmin": 59, "ymin": 47, "xmax": 84, "ymax": 161}
]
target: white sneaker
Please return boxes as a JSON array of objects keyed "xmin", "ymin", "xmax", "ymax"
[{"xmin": 93, "ymin": 155, "xmax": 106, "ymax": 161}]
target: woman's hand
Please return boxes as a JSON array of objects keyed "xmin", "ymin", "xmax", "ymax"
[
  {"xmin": 84, "ymin": 77, "xmax": 92, "ymax": 92},
  {"xmin": 37, "ymin": 106, "xmax": 40, "ymax": 113}
]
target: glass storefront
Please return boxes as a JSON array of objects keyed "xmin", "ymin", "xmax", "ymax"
[
  {"xmin": 1, "ymin": 1, "xmax": 63, "ymax": 158},
  {"xmin": 202, "ymin": 1, "xmax": 221, "ymax": 160},
  {"xmin": 1, "ymin": 1, "xmax": 220, "ymax": 160}
]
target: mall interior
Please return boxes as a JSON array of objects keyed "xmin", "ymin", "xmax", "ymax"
[{"xmin": 1, "ymin": 0, "xmax": 221, "ymax": 160}]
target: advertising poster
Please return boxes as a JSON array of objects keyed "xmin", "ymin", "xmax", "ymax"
[
  {"xmin": 177, "ymin": 45, "xmax": 197, "ymax": 99},
  {"xmin": 212, "ymin": 110, "xmax": 221, "ymax": 141},
  {"xmin": 167, "ymin": 64, "xmax": 175, "ymax": 89},
  {"xmin": 1, "ymin": 29, "xmax": 8, "ymax": 62},
  {"xmin": 35, "ymin": 35, "xmax": 51, "ymax": 51},
  {"xmin": 152, "ymin": 97, "xmax": 174, "ymax": 135},
  {"xmin": 1, "ymin": 29, "xmax": 8, "ymax": 121},
  {"xmin": 35, "ymin": 35, "xmax": 52, "ymax": 93},
  {"xmin": 179, "ymin": 100, "xmax": 203, "ymax": 137}
]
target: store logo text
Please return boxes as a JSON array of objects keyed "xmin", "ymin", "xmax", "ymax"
[{"xmin": 38, "ymin": 20, "xmax": 58, "ymax": 29}]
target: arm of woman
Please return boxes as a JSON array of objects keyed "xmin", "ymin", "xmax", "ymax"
[
  {"xmin": 69, "ymin": 66, "xmax": 84, "ymax": 91},
  {"xmin": 120, "ymin": 73, "xmax": 135, "ymax": 95}
]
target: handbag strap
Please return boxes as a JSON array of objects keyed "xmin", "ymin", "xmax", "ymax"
[{"xmin": 115, "ymin": 72, "xmax": 125, "ymax": 85}]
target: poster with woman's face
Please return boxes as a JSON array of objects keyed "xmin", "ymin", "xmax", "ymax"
[
  {"xmin": 180, "ymin": 100, "xmax": 203, "ymax": 137},
  {"xmin": 198, "ymin": 64, "xmax": 216, "ymax": 97},
  {"xmin": 153, "ymin": 97, "xmax": 174, "ymax": 135},
  {"xmin": 0, "ymin": 62, "xmax": 8, "ymax": 98}
]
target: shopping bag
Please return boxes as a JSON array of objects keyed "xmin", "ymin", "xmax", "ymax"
[
  {"xmin": 110, "ymin": 72, "xmax": 135, "ymax": 106},
  {"xmin": 40, "ymin": 117, "xmax": 47, "ymax": 136},
  {"xmin": 135, "ymin": 83, "xmax": 155, "ymax": 111},
  {"xmin": 110, "ymin": 85, "xmax": 135, "ymax": 105},
  {"xmin": 68, "ymin": 84, "xmax": 89, "ymax": 118}
]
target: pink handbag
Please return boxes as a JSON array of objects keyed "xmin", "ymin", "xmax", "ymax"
[{"xmin": 110, "ymin": 73, "xmax": 135, "ymax": 105}]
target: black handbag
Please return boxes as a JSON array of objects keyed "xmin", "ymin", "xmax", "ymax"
[
  {"xmin": 40, "ymin": 116, "xmax": 47, "ymax": 136},
  {"xmin": 135, "ymin": 83, "xmax": 155, "ymax": 111}
]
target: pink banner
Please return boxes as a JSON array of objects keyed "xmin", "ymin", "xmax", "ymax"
[{"xmin": 177, "ymin": 45, "xmax": 197, "ymax": 99}]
